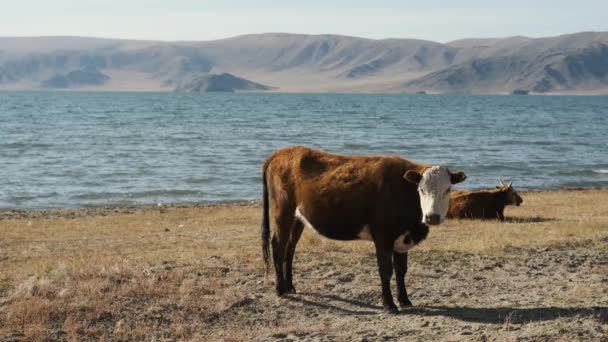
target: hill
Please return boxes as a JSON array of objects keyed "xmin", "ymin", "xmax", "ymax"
[{"xmin": 1, "ymin": 32, "xmax": 607, "ymax": 94}]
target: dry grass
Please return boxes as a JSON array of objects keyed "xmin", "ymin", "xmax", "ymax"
[
  {"xmin": 0, "ymin": 189, "xmax": 607, "ymax": 340},
  {"xmin": 422, "ymin": 189, "xmax": 608, "ymax": 253}
]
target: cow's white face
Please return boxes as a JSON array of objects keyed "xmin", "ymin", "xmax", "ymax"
[{"xmin": 404, "ymin": 166, "xmax": 467, "ymax": 225}]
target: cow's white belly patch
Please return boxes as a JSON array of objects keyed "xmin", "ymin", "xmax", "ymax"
[
  {"xmin": 393, "ymin": 233, "xmax": 416, "ymax": 253},
  {"xmin": 295, "ymin": 207, "xmax": 316, "ymax": 231},
  {"xmin": 357, "ymin": 224, "xmax": 373, "ymax": 241}
]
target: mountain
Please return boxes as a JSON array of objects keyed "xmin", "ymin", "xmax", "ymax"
[
  {"xmin": 0, "ymin": 32, "xmax": 607, "ymax": 94},
  {"xmin": 407, "ymin": 32, "xmax": 608, "ymax": 94},
  {"xmin": 175, "ymin": 73, "xmax": 273, "ymax": 92}
]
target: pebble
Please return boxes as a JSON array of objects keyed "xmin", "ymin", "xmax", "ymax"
[{"xmin": 322, "ymin": 271, "xmax": 337, "ymax": 278}]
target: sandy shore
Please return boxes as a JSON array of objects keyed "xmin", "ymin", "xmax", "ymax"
[
  {"xmin": 1, "ymin": 189, "xmax": 607, "ymax": 341},
  {"xmin": 0, "ymin": 200, "xmax": 259, "ymax": 221}
]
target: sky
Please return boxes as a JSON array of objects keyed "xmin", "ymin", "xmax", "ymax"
[{"xmin": 1, "ymin": 0, "xmax": 607, "ymax": 42}]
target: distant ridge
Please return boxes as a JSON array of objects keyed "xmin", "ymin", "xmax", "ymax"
[
  {"xmin": 42, "ymin": 68, "xmax": 109, "ymax": 88},
  {"xmin": 0, "ymin": 32, "xmax": 607, "ymax": 94}
]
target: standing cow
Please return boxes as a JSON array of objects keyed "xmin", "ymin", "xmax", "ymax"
[
  {"xmin": 447, "ymin": 181, "xmax": 523, "ymax": 220},
  {"xmin": 260, "ymin": 146, "xmax": 467, "ymax": 313}
]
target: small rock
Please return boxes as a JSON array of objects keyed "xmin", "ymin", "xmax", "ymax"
[
  {"xmin": 96, "ymin": 311, "xmax": 113, "ymax": 321},
  {"xmin": 323, "ymin": 270, "xmax": 337, "ymax": 278},
  {"xmin": 142, "ymin": 260, "xmax": 176, "ymax": 276},
  {"xmin": 337, "ymin": 273, "xmax": 355, "ymax": 283}
]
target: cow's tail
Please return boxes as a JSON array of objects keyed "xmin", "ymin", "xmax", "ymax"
[{"xmin": 261, "ymin": 159, "xmax": 271, "ymax": 274}]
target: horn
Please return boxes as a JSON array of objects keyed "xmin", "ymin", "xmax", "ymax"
[
  {"xmin": 508, "ymin": 181, "xmax": 513, "ymax": 187},
  {"xmin": 499, "ymin": 178, "xmax": 505, "ymax": 186}
]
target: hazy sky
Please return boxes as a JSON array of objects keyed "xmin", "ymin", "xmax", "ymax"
[{"xmin": 1, "ymin": 0, "xmax": 607, "ymax": 42}]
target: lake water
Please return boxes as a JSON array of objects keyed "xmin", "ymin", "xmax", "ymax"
[{"xmin": 1, "ymin": 92, "xmax": 607, "ymax": 209}]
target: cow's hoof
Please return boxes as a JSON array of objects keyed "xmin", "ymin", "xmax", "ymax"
[
  {"xmin": 384, "ymin": 306, "xmax": 399, "ymax": 315},
  {"xmin": 285, "ymin": 286, "xmax": 296, "ymax": 294},
  {"xmin": 276, "ymin": 288, "xmax": 287, "ymax": 297},
  {"xmin": 399, "ymin": 299, "xmax": 413, "ymax": 307}
]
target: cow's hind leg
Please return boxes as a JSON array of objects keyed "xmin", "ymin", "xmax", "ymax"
[
  {"xmin": 393, "ymin": 252, "xmax": 412, "ymax": 307},
  {"xmin": 271, "ymin": 213, "xmax": 295, "ymax": 296},
  {"xmin": 285, "ymin": 219, "xmax": 304, "ymax": 294},
  {"xmin": 271, "ymin": 233, "xmax": 288, "ymax": 296}
]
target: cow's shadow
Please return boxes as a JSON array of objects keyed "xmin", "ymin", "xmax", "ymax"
[
  {"xmin": 288, "ymin": 292, "xmax": 380, "ymax": 315},
  {"xmin": 289, "ymin": 292, "xmax": 607, "ymax": 324},
  {"xmin": 405, "ymin": 305, "xmax": 607, "ymax": 324},
  {"xmin": 504, "ymin": 216, "xmax": 558, "ymax": 223}
]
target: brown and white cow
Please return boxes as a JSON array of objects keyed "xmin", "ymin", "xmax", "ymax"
[
  {"xmin": 447, "ymin": 180, "xmax": 523, "ymax": 221},
  {"xmin": 260, "ymin": 146, "xmax": 467, "ymax": 313}
]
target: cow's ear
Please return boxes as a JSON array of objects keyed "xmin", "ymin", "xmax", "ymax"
[
  {"xmin": 450, "ymin": 171, "xmax": 467, "ymax": 184},
  {"xmin": 404, "ymin": 170, "xmax": 422, "ymax": 184}
]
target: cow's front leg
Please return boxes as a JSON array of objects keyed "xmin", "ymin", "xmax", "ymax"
[
  {"xmin": 393, "ymin": 251, "xmax": 412, "ymax": 307},
  {"xmin": 374, "ymin": 244, "xmax": 398, "ymax": 314},
  {"xmin": 498, "ymin": 209, "xmax": 505, "ymax": 221}
]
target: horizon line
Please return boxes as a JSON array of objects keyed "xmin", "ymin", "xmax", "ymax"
[{"xmin": 1, "ymin": 30, "xmax": 605, "ymax": 45}]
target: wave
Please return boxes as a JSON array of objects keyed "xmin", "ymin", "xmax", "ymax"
[
  {"xmin": 593, "ymin": 169, "xmax": 608, "ymax": 174},
  {"xmin": 71, "ymin": 189, "xmax": 203, "ymax": 201},
  {"xmin": 342, "ymin": 143, "xmax": 369, "ymax": 150},
  {"xmin": 0, "ymin": 142, "xmax": 53, "ymax": 149}
]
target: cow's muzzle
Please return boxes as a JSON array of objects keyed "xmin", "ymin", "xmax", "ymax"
[{"xmin": 424, "ymin": 214, "xmax": 441, "ymax": 225}]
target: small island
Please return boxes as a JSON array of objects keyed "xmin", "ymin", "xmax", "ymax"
[{"xmin": 175, "ymin": 73, "xmax": 275, "ymax": 92}]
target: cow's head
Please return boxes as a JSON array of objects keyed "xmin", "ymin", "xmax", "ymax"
[
  {"xmin": 496, "ymin": 180, "xmax": 523, "ymax": 206},
  {"xmin": 404, "ymin": 166, "xmax": 467, "ymax": 225}
]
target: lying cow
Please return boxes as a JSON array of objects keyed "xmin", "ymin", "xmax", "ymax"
[
  {"xmin": 261, "ymin": 146, "xmax": 466, "ymax": 313},
  {"xmin": 447, "ymin": 181, "xmax": 523, "ymax": 221}
]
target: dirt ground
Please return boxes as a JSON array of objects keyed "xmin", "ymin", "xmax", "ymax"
[{"xmin": 0, "ymin": 190, "xmax": 607, "ymax": 341}]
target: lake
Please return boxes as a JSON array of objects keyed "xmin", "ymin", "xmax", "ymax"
[{"xmin": 1, "ymin": 92, "xmax": 607, "ymax": 209}]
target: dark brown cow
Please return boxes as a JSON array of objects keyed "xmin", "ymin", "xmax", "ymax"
[
  {"xmin": 260, "ymin": 146, "xmax": 466, "ymax": 313},
  {"xmin": 447, "ymin": 181, "xmax": 523, "ymax": 221}
]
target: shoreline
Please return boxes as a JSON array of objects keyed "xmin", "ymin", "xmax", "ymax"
[
  {"xmin": 1, "ymin": 187, "xmax": 606, "ymax": 221},
  {"xmin": 0, "ymin": 199, "xmax": 260, "ymax": 221}
]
